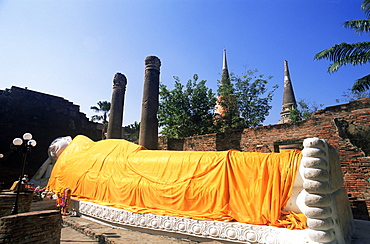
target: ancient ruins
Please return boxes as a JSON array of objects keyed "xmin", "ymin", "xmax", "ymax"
[
  {"xmin": 1, "ymin": 51, "xmax": 369, "ymax": 244},
  {"xmin": 48, "ymin": 136, "xmax": 353, "ymax": 243},
  {"xmin": 106, "ymin": 73, "xmax": 127, "ymax": 139},
  {"xmin": 139, "ymin": 56, "xmax": 161, "ymax": 150}
]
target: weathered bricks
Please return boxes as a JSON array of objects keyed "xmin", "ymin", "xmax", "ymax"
[
  {"xmin": 0, "ymin": 210, "xmax": 61, "ymax": 244},
  {"xmin": 0, "ymin": 191, "xmax": 33, "ymax": 218},
  {"xmin": 159, "ymin": 97, "xmax": 370, "ymax": 220}
]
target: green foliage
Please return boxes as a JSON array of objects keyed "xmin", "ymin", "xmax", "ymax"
[
  {"xmin": 335, "ymin": 89, "xmax": 370, "ymax": 103},
  {"xmin": 234, "ymin": 70, "xmax": 277, "ymax": 128},
  {"xmin": 90, "ymin": 101, "xmax": 111, "ymax": 123},
  {"xmin": 353, "ymin": 74, "xmax": 370, "ymax": 92},
  {"xmin": 289, "ymin": 108, "xmax": 301, "ymax": 123},
  {"xmin": 215, "ymin": 75, "xmax": 243, "ymax": 131},
  {"xmin": 363, "ymin": 0, "xmax": 370, "ymax": 18},
  {"xmin": 344, "ymin": 19, "xmax": 370, "ymax": 34},
  {"xmin": 158, "ymin": 75, "xmax": 216, "ymax": 139},
  {"xmin": 159, "ymin": 70, "xmax": 276, "ymax": 137},
  {"xmin": 91, "ymin": 100, "xmax": 111, "ymax": 140},
  {"xmin": 314, "ymin": 42, "xmax": 370, "ymax": 73},
  {"xmin": 290, "ymin": 99, "xmax": 324, "ymax": 122},
  {"xmin": 215, "ymin": 70, "xmax": 277, "ymax": 130},
  {"xmin": 314, "ymin": 0, "xmax": 370, "ymax": 92},
  {"xmin": 123, "ymin": 121, "xmax": 140, "ymax": 142}
]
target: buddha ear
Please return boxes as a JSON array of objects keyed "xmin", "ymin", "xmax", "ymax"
[{"xmin": 49, "ymin": 145, "xmax": 57, "ymax": 157}]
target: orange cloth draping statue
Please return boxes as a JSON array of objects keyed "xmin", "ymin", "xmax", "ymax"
[{"xmin": 48, "ymin": 135, "xmax": 306, "ymax": 230}]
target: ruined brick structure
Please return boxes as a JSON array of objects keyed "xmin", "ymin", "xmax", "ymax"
[
  {"xmin": 0, "ymin": 210, "xmax": 61, "ymax": 243},
  {"xmin": 0, "ymin": 86, "xmax": 101, "ymax": 188},
  {"xmin": 159, "ymin": 98, "xmax": 370, "ymax": 220},
  {"xmin": 278, "ymin": 60, "xmax": 297, "ymax": 124},
  {"xmin": 0, "ymin": 191, "xmax": 33, "ymax": 217},
  {"xmin": 1, "ymin": 85, "xmax": 368, "ymax": 220}
]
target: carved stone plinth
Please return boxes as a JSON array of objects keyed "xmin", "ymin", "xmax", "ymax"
[{"xmin": 72, "ymin": 199, "xmax": 315, "ymax": 244}]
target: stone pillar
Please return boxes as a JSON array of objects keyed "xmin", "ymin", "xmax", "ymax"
[
  {"xmin": 139, "ymin": 56, "xmax": 161, "ymax": 149},
  {"xmin": 107, "ymin": 73, "xmax": 127, "ymax": 139}
]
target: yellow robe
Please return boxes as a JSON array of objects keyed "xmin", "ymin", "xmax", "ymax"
[{"xmin": 48, "ymin": 135, "xmax": 306, "ymax": 229}]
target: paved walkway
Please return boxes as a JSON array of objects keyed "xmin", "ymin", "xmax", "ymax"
[
  {"xmin": 61, "ymin": 223, "xmax": 100, "ymax": 244},
  {"xmin": 31, "ymin": 199, "xmax": 99, "ymax": 243},
  {"xmin": 61, "ymin": 214, "xmax": 370, "ymax": 244},
  {"xmin": 62, "ymin": 215, "xmax": 200, "ymax": 244}
]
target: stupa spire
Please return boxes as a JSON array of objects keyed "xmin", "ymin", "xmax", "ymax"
[
  {"xmin": 215, "ymin": 49, "xmax": 230, "ymax": 116},
  {"xmin": 279, "ymin": 60, "xmax": 297, "ymax": 124},
  {"xmin": 282, "ymin": 60, "xmax": 296, "ymax": 107},
  {"xmin": 215, "ymin": 49, "xmax": 237, "ymax": 119},
  {"xmin": 221, "ymin": 49, "xmax": 230, "ymax": 84},
  {"xmin": 223, "ymin": 49, "xmax": 228, "ymax": 71}
]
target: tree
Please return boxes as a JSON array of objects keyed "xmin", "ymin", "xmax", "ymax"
[
  {"xmin": 335, "ymin": 89, "xmax": 370, "ymax": 103},
  {"xmin": 314, "ymin": 0, "xmax": 370, "ymax": 92},
  {"xmin": 234, "ymin": 70, "xmax": 277, "ymax": 128},
  {"xmin": 215, "ymin": 72, "xmax": 243, "ymax": 131},
  {"xmin": 123, "ymin": 121, "xmax": 140, "ymax": 142},
  {"xmin": 159, "ymin": 70, "xmax": 276, "ymax": 138},
  {"xmin": 90, "ymin": 101, "xmax": 111, "ymax": 123},
  {"xmin": 215, "ymin": 70, "xmax": 277, "ymax": 130},
  {"xmin": 289, "ymin": 99, "xmax": 324, "ymax": 122},
  {"xmin": 158, "ymin": 74, "xmax": 216, "ymax": 138},
  {"xmin": 90, "ymin": 101, "xmax": 111, "ymax": 139}
]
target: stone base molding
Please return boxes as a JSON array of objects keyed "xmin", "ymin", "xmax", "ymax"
[{"xmin": 71, "ymin": 199, "xmax": 314, "ymax": 244}]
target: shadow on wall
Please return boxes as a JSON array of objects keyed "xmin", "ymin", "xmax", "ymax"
[
  {"xmin": 349, "ymin": 194, "xmax": 370, "ymax": 221},
  {"xmin": 216, "ymin": 130, "xmax": 243, "ymax": 151},
  {"xmin": 335, "ymin": 118, "xmax": 370, "ymax": 156},
  {"xmin": 273, "ymin": 139, "xmax": 305, "ymax": 152}
]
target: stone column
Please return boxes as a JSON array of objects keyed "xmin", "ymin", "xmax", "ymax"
[
  {"xmin": 139, "ymin": 56, "xmax": 161, "ymax": 149},
  {"xmin": 107, "ymin": 73, "xmax": 127, "ymax": 139}
]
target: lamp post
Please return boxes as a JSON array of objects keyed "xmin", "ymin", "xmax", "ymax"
[
  {"xmin": 0, "ymin": 154, "xmax": 3, "ymax": 192},
  {"xmin": 11, "ymin": 132, "xmax": 37, "ymax": 215}
]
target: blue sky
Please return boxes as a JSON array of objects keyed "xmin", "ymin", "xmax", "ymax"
[{"xmin": 1, "ymin": 0, "xmax": 368, "ymax": 128}]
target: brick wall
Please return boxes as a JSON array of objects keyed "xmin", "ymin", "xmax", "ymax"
[
  {"xmin": 0, "ymin": 210, "xmax": 61, "ymax": 243},
  {"xmin": 159, "ymin": 98, "xmax": 370, "ymax": 220},
  {"xmin": 0, "ymin": 191, "xmax": 33, "ymax": 218},
  {"xmin": 0, "ymin": 86, "xmax": 102, "ymax": 188}
]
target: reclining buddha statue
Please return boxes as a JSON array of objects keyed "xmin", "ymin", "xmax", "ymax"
[{"xmin": 47, "ymin": 135, "xmax": 353, "ymax": 244}]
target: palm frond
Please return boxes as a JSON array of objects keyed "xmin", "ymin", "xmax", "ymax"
[
  {"xmin": 352, "ymin": 74, "xmax": 370, "ymax": 92},
  {"xmin": 362, "ymin": 0, "xmax": 370, "ymax": 19},
  {"xmin": 97, "ymin": 101, "xmax": 111, "ymax": 112},
  {"xmin": 314, "ymin": 42, "xmax": 370, "ymax": 72},
  {"xmin": 90, "ymin": 106, "xmax": 100, "ymax": 112},
  {"xmin": 344, "ymin": 19, "xmax": 370, "ymax": 34},
  {"xmin": 91, "ymin": 115, "xmax": 103, "ymax": 122}
]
